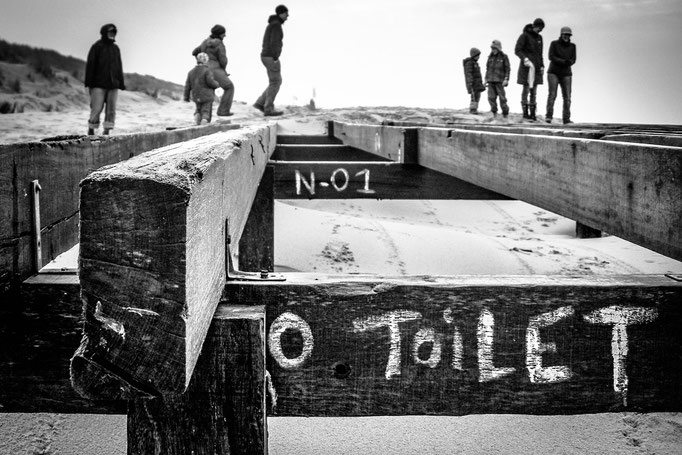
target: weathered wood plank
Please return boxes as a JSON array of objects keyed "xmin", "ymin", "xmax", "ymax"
[
  {"xmin": 600, "ymin": 134, "xmax": 682, "ymax": 147},
  {"xmin": 332, "ymin": 121, "xmax": 417, "ymax": 162},
  {"xmin": 73, "ymin": 125, "xmax": 276, "ymax": 395},
  {"xmin": 239, "ymin": 165, "xmax": 275, "ymax": 272},
  {"xmin": 415, "ymin": 127, "xmax": 682, "ymax": 261},
  {"xmin": 277, "ymin": 134, "xmax": 342, "ymax": 145},
  {"xmin": 271, "ymin": 144, "xmax": 390, "ymax": 162},
  {"xmin": 128, "ymin": 305, "xmax": 266, "ymax": 454},
  {"xmin": 0, "ymin": 123, "xmax": 240, "ymax": 292},
  {"xmin": 224, "ymin": 274, "xmax": 682, "ymax": 416},
  {"xmin": 272, "ymin": 162, "xmax": 510, "ymax": 200},
  {"xmin": 0, "ymin": 275, "xmax": 124, "ymax": 413}
]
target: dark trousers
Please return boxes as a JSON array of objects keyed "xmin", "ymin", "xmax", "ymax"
[
  {"xmin": 546, "ymin": 73, "xmax": 572, "ymax": 122},
  {"xmin": 487, "ymin": 83, "xmax": 509, "ymax": 115}
]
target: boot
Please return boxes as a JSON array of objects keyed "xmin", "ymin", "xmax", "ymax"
[
  {"xmin": 87, "ymin": 128, "xmax": 95, "ymax": 135},
  {"xmin": 529, "ymin": 105, "xmax": 537, "ymax": 121},
  {"xmin": 522, "ymin": 104, "xmax": 530, "ymax": 119},
  {"xmin": 103, "ymin": 128, "xmax": 111, "ymax": 135}
]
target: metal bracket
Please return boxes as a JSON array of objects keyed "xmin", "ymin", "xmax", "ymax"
[
  {"xmin": 665, "ymin": 274, "xmax": 682, "ymax": 282},
  {"xmin": 31, "ymin": 180, "xmax": 42, "ymax": 273},
  {"xmin": 225, "ymin": 219, "xmax": 285, "ymax": 282}
]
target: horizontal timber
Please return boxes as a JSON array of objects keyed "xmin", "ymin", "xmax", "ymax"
[
  {"xmin": 272, "ymin": 161, "xmax": 510, "ymax": 200},
  {"xmin": 271, "ymin": 145, "xmax": 391, "ymax": 162},
  {"xmin": 224, "ymin": 273, "xmax": 682, "ymax": 416},
  {"xmin": 73, "ymin": 124, "xmax": 277, "ymax": 395}
]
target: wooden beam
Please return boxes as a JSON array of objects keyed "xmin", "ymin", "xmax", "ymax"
[
  {"xmin": 239, "ymin": 165, "xmax": 275, "ymax": 272},
  {"xmin": 272, "ymin": 161, "xmax": 510, "ymax": 200},
  {"xmin": 271, "ymin": 144, "xmax": 390, "ymax": 162},
  {"xmin": 0, "ymin": 123, "xmax": 240, "ymax": 291},
  {"xmin": 73, "ymin": 125, "xmax": 276, "ymax": 395},
  {"xmin": 332, "ymin": 121, "xmax": 418, "ymax": 162},
  {"xmin": 415, "ymin": 127, "xmax": 682, "ymax": 261},
  {"xmin": 225, "ymin": 273, "xmax": 682, "ymax": 416},
  {"xmin": 277, "ymin": 134, "xmax": 342, "ymax": 145},
  {"xmin": 128, "ymin": 305, "xmax": 267, "ymax": 454}
]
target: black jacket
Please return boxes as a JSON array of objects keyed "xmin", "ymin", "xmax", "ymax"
[
  {"xmin": 85, "ymin": 24, "xmax": 125, "ymax": 90},
  {"xmin": 548, "ymin": 38, "xmax": 576, "ymax": 77},
  {"xmin": 261, "ymin": 15, "xmax": 284, "ymax": 59}
]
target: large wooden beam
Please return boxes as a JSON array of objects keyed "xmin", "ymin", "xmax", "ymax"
[
  {"xmin": 331, "ymin": 121, "xmax": 417, "ymax": 162},
  {"xmin": 72, "ymin": 125, "xmax": 276, "ymax": 395},
  {"xmin": 0, "ymin": 123, "xmax": 239, "ymax": 292},
  {"xmin": 271, "ymin": 144, "xmax": 390, "ymax": 161},
  {"xmin": 272, "ymin": 162, "xmax": 510, "ymax": 200},
  {"xmin": 225, "ymin": 273, "xmax": 682, "ymax": 416},
  {"xmin": 416, "ymin": 127, "xmax": 682, "ymax": 261}
]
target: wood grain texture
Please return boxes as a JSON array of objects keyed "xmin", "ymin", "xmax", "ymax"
[
  {"xmin": 331, "ymin": 122, "xmax": 417, "ymax": 162},
  {"xmin": 271, "ymin": 145, "xmax": 389, "ymax": 161},
  {"xmin": 224, "ymin": 274, "xmax": 682, "ymax": 416},
  {"xmin": 0, "ymin": 123, "xmax": 240, "ymax": 291},
  {"xmin": 416, "ymin": 127, "xmax": 682, "ymax": 261},
  {"xmin": 0, "ymin": 275, "xmax": 124, "ymax": 413},
  {"xmin": 74, "ymin": 125, "xmax": 276, "ymax": 395},
  {"xmin": 272, "ymin": 162, "xmax": 510, "ymax": 200},
  {"xmin": 239, "ymin": 165, "xmax": 275, "ymax": 272},
  {"xmin": 127, "ymin": 305, "xmax": 266, "ymax": 455}
]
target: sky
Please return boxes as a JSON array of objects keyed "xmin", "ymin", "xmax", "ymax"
[{"xmin": 1, "ymin": 0, "xmax": 681, "ymax": 124}]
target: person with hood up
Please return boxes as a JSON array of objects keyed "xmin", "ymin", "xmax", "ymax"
[
  {"xmin": 192, "ymin": 24, "xmax": 235, "ymax": 117},
  {"xmin": 545, "ymin": 26, "xmax": 577, "ymax": 124},
  {"xmin": 254, "ymin": 5, "xmax": 289, "ymax": 117},
  {"xmin": 85, "ymin": 23, "xmax": 125, "ymax": 135},
  {"xmin": 485, "ymin": 40, "xmax": 510, "ymax": 118},
  {"xmin": 184, "ymin": 52, "xmax": 220, "ymax": 125},
  {"xmin": 515, "ymin": 18, "xmax": 545, "ymax": 120},
  {"xmin": 463, "ymin": 47, "xmax": 485, "ymax": 114}
]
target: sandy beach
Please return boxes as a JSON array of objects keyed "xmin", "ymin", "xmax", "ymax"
[{"xmin": 2, "ymin": 94, "xmax": 682, "ymax": 454}]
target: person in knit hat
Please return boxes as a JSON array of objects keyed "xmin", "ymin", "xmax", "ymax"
[
  {"xmin": 254, "ymin": 5, "xmax": 290, "ymax": 116},
  {"xmin": 85, "ymin": 23, "xmax": 125, "ymax": 135},
  {"xmin": 191, "ymin": 24, "xmax": 235, "ymax": 117},
  {"xmin": 514, "ymin": 18, "xmax": 545, "ymax": 120},
  {"xmin": 545, "ymin": 26, "xmax": 576, "ymax": 124},
  {"xmin": 184, "ymin": 52, "xmax": 220, "ymax": 125},
  {"xmin": 485, "ymin": 40, "xmax": 510, "ymax": 118},
  {"xmin": 463, "ymin": 47, "xmax": 485, "ymax": 114}
]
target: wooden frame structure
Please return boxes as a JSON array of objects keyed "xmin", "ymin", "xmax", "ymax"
[{"xmin": 2, "ymin": 119, "xmax": 681, "ymax": 453}]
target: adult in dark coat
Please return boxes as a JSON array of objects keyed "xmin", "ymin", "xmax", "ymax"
[
  {"xmin": 85, "ymin": 23, "xmax": 125, "ymax": 135},
  {"xmin": 545, "ymin": 26, "xmax": 577, "ymax": 124},
  {"xmin": 254, "ymin": 4, "xmax": 289, "ymax": 116},
  {"xmin": 514, "ymin": 18, "xmax": 545, "ymax": 120},
  {"xmin": 192, "ymin": 24, "xmax": 235, "ymax": 117}
]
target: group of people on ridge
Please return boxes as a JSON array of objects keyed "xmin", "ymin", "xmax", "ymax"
[
  {"xmin": 84, "ymin": 5, "xmax": 289, "ymax": 134},
  {"xmin": 463, "ymin": 18, "xmax": 577, "ymax": 124}
]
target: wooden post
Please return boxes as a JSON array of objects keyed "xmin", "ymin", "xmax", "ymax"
[
  {"xmin": 127, "ymin": 305, "xmax": 267, "ymax": 455},
  {"xmin": 576, "ymin": 221, "xmax": 602, "ymax": 239},
  {"xmin": 239, "ymin": 165, "xmax": 275, "ymax": 272}
]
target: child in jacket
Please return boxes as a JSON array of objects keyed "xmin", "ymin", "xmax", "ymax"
[{"xmin": 184, "ymin": 52, "xmax": 220, "ymax": 125}]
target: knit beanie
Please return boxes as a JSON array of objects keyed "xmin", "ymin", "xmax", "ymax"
[
  {"xmin": 275, "ymin": 4, "xmax": 289, "ymax": 14},
  {"xmin": 210, "ymin": 24, "xmax": 226, "ymax": 37},
  {"xmin": 470, "ymin": 47, "xmax": 481, "ymax": 58},
  {"xmin": 490, "ymin": 40, "xmax": 502, "ymax": 51},
  {"xmin": 196, "ymin": 52, "xmax": 209, "ymax": 64}
]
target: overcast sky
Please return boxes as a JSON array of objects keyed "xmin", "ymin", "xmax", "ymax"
[{"xmin": 1, "ymin": 0, "xmax": 681, "ymax": 124}]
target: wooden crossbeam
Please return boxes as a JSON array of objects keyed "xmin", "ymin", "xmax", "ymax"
[
  {"xmin": 225, "ymin": 273, "xmax": 682, "ymax": 416},
  {"xmin": 72, "ymin": 125, "xmax": 276, "ymax": 395},
  {"xmin": 416, "ymin": 127, "xmax": 682, "ymax": 261},
  {"xmin": 331, "ymin": 122, "xmax": 418, "ymax": 163},
  {"xmin": 271, "ymin": 144, "xmax": 390, "ymax": 162},
  {"xmin": 272, "ymin": 161, "xmax": 510, "ymax": 200}
]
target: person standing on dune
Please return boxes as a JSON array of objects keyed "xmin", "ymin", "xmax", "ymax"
[
  {"xmin": 192, "ymin": 24, "xmax": 235, "ymax": 118},
  {"xmin": 515, "ymin": 18, "xmax": 545, "ymax": 121},
  {"xmin": 254, "ymin": 4, "xmax": 289, "ymax": 117},
  {"xmin": 85, "ymin": 23, "xmax": 125, "ymax": 136}
]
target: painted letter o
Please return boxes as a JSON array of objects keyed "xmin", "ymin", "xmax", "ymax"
[{"xmin": 268, "ymin": 311, "xmax": 314, "ymax": 369}]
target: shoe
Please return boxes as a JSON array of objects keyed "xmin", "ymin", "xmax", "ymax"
[
  {"xmin": 103, "ymin": 129, "xmax": 111, "ymax": 135},
  {"xmin": 563, "ymin": 119, "xmax": 573, "ymax": 125},
  {"xmin": 545, "ymin": 118, "xmax": 552, "ymax": 124},
  {"xmin": 264, "ymin": 110, "xmax": 284, "ymax": 117},
  {"xmin": 253, "ymin": 103, "xmax": 265, "ymax": 112},
  {"xmin": 87, "ymin": 128, "xmax": 95, "ymax": 135},
  {"xmin": 218, "ymin": 112, "xmax": 234, "ymax": 117}
]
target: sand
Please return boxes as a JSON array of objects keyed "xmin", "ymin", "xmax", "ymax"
[{"xmin": 2, "ymin": 95, "xmax": 682, "ymax": 454}]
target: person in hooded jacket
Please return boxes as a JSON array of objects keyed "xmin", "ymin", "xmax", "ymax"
[
  {"xmin": 485, "ymin": 40, "xmax": 510, "ymax": 118},
  {"xmin": 184, "ymin": 52, "xmax": 220, "ymax": 125},
  {"xmin": 192, "ymin": 24, "xmax": 235, "ymax": 117},
  {"xmin": 515, "ymin": 18, "xmax": 545, "ymax": 120},
  {"xmin": 545, "ymin": 26, "xmax": 577, "ymax": 124},
  {"xmin": 463, "ymin": 47, "xmax": 485, "ymax": 114},
  {"xmin": 85, "ymin": 23, "xmax": 125, "ymax": 135},
  {"xmin": 254, "ymin": 5, "xmax": 289, "ymax": 116}
]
